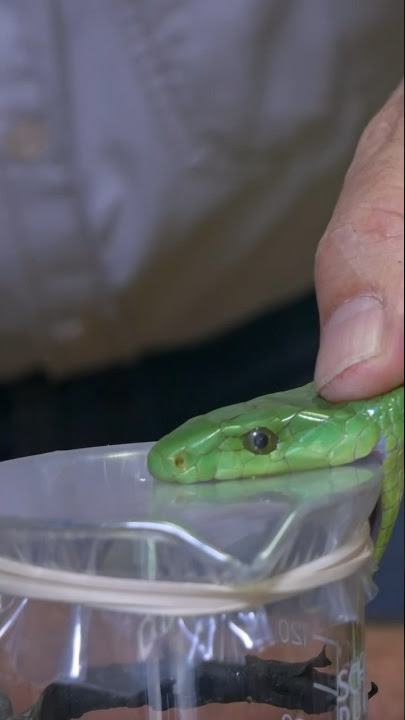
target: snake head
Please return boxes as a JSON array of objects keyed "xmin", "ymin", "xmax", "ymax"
[{"xmin": 147, "ymin": 386, "xmax": 382, "ymax": 483}]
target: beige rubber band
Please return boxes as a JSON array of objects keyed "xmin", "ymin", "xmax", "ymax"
[{"xmin": 0, "ymin": 525, "xmax": 372, "ymax": 616}]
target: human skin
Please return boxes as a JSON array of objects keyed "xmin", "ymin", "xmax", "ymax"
[{"xmin": 315, "ymin": 80, "xmax": 404, "ymax": 402}]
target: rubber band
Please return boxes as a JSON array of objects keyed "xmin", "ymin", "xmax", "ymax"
[{"xmin": 0, "ymin": 524, "xmax": 372, "ymax": 616}]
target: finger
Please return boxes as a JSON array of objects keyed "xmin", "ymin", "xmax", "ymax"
[{"xmin": 314, "ymin": 81, "xmax": 404, "ymax": 402}]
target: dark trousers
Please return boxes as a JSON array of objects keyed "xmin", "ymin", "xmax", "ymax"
[{"xmin": 0, "ymin": 292, "xmax": 402, "ymax": 620}]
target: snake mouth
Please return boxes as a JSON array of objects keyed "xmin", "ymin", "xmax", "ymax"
[{"xmin": 368, "ymin": 494, "xmax": 382, "ymax": 544}]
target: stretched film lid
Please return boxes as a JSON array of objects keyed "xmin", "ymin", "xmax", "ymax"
[{"xmin": 0, "ymin": 442, "xmax": 381, "ymax": 613}]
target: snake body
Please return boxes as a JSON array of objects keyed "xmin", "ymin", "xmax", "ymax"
[{"xmin": 147, "ymin": 383, "xmax": 403, "ymax": 564}]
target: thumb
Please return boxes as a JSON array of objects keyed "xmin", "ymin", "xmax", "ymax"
[{"xmin": 314, "ymin": 81, "xmax": 404, "ymax": 402}]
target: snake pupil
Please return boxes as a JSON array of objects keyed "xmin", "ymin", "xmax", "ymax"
[
  {"xmin": 243, "ymin": 427, "xmax": 278, "ymax": 454},
  {"xmin": 253, "ymin": 431, "xmax": 269, "ymax": 450}
]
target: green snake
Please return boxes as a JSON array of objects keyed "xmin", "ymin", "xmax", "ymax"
[{"xmin": 147, "ymin": 383, "xmax": 403, "ymax": 565}]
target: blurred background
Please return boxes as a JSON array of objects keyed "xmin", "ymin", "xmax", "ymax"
[{"xmin": 0, "ymin": 0, "xmax": 403, "ymax": 622}]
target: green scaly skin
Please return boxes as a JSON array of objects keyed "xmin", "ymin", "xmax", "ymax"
[{"xmin": 147, "ymin": 383, "xmax": 404, "ymax": 565}]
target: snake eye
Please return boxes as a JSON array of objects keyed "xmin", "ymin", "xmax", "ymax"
[{"xmin": 243, "ymin": 427, "xmax": 278, "ymax": 455}]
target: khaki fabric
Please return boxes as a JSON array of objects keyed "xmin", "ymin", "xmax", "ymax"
[{"xmin": 0, "ymin": 0, "xmax": 403, "ymax": 378}]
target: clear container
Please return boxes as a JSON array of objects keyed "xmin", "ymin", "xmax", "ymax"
[{"xmin": 0, "ymin": 442, "xmax": 382, "ymax": 720}]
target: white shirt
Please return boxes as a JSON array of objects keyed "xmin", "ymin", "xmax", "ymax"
[{"xmin": 0, "ymin": 0, "xmax": 403, "ymax": 379}]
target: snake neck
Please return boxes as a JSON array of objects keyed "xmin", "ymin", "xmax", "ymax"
[
  {"xmin": 358, "ymin": 386, "xmax": 404, "ymax": 565},
  {"xmin": 353, "ymin": 385, "xmax": 403, "ymax": 435}
]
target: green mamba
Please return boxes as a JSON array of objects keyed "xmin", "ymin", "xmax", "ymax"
[{"xmin": 147, "ymin": 383, "xmax": 404, "ymax": 564}]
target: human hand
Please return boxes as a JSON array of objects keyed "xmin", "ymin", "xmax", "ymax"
[{"xmin": 314, "ymin": 81, "xmax": 404, "ymax": 402}]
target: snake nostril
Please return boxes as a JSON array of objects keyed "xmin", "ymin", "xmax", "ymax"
[{"xmin": 174, "ymin": 453, "xmax": 186, "ymax": 470}]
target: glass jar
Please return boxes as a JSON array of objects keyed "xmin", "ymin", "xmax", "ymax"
[{"xmin": 0, "ymin": 442, "xmax": 381, "ymax": 719}]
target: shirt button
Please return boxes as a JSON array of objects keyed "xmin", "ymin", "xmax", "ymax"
[{"xmin": 5, "ymin": 119, "xmax": 48, "ymax": 162}]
